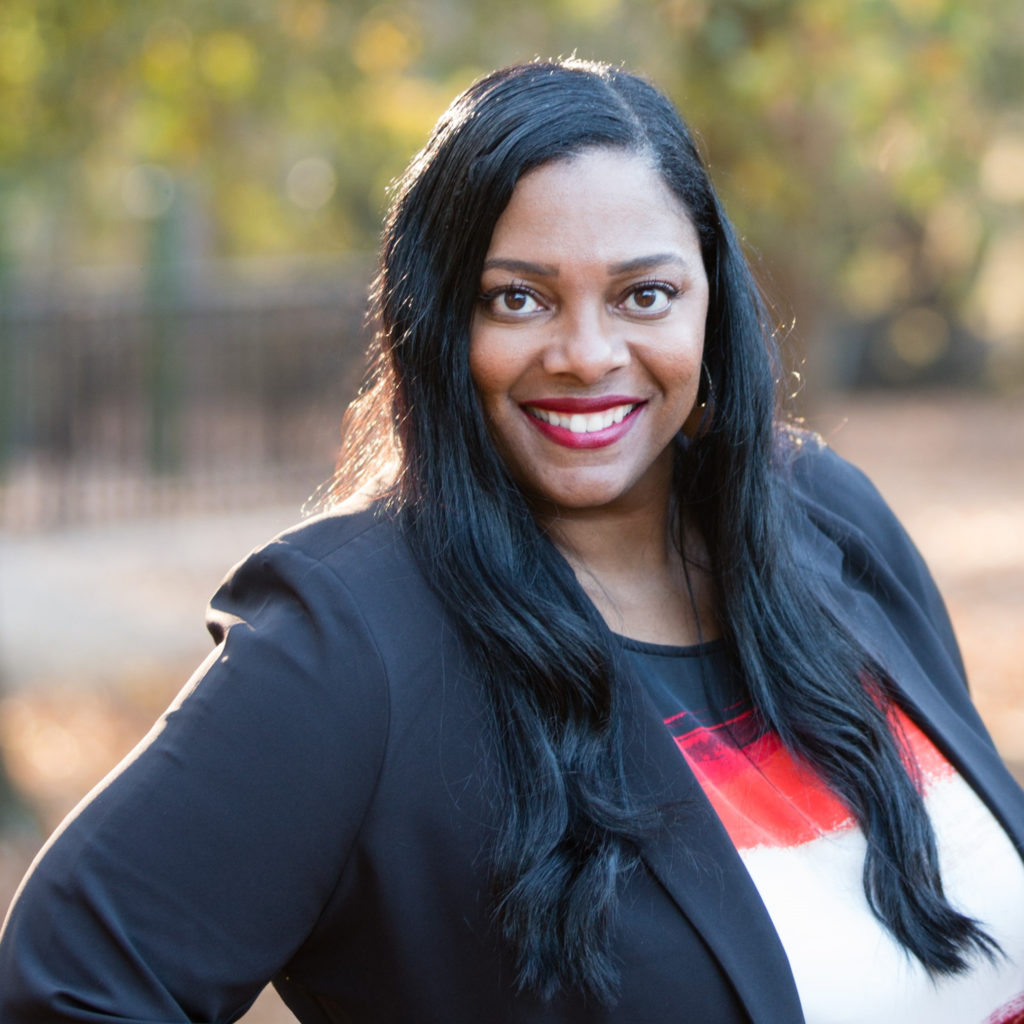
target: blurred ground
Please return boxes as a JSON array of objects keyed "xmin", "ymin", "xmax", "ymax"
[{"xmin": 0, "ymin": 390, "xmax": 1021, "ymax": 1022}]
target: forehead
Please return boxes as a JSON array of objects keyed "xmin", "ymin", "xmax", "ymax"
[{"xmin": 484, "ymin": 149, "xmax": 701, "ymax": 266}]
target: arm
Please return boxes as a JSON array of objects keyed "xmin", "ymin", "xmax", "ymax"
[{"xmin": 0, "ymin": 536, "xmax": 389, "ymax": 1021}]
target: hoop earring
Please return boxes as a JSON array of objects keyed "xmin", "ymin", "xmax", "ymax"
[{"xmin": 682, "ymin": 361, "xmax": 715, "ymax": 439}]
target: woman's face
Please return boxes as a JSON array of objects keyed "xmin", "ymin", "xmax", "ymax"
[{"xmin": 469, "ymin": 148, "xmax": 709, "ymax": 516}]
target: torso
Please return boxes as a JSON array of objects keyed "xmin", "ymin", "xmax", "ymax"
[{"xmin": 621, "ymin": 635, "xmax": 1024, "ymax": 1024}]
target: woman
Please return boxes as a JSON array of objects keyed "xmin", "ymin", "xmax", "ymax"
[{"xmin": 2, "ymin": 58, "xmax": 1023, "ymax": 1023}]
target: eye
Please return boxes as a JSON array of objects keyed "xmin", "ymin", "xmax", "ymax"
[
  {"xmin": 479, "ymin": 285, "xmax": 545, "ymax": 318},
  {"xmin": 620, "ymin": 282, "xmax": 677, "ymax": 316}
]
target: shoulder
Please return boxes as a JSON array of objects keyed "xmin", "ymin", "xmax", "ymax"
[
  {"xmin": 203, "ymin": 505, "xmax": 406, "ymax": 713},
  {"xmin": 243, "ymin": 503, "xmax": 412, "ymax": 579},
  {"xmin": 208, "ymin": 503, "xmax": 446, "ymax": 673},
  {"xmin": 214, "ymin": 504, "xmax": 422, "ymax": 615},
  {"xmin": 777, "ymin": 427, "xmax": 969, "ymax": 686},
  {"xmin": 780, "ymin": 428, "xmax": 916, "ymax": 570},
  {"xmin": 784, "ymin": 429, "xmax": 889, "ymax": 523}
]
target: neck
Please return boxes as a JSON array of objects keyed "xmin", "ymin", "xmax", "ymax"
[
  {"xmin": 531, "ymin": 480, "xmax": 718, "ymax": 647},
  {"xmin": 539, "ymin": 497, "xmax": 674, "ymax": 578}
]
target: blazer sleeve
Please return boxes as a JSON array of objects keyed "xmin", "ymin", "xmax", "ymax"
[
  {"xmin": 0, "ymin": 536, "xmax": 390, "ymax": 1022},
  {"xmin": 790, "ymin": 439, "xmax": 970, "ymax": 691}
]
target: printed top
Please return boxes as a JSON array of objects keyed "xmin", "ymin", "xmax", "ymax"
[{"xmin": 623, "ymin": 636, "xmax": 1024, "ymax": 1024}]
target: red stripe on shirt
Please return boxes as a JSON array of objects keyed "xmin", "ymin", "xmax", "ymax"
[{"xmin": 668, "ymin": 705, "xmax": 954, "ymax": 850}]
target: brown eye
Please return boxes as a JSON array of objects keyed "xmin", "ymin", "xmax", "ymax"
[
  {"xmin": 480, "ymin": 285, "xmax": 543, "ymax": 318},
  {"xmin": 621, "ymin": 283, "xmax": 676, "ymax": 315}
]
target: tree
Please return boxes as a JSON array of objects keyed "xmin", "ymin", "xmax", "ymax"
[{"xmin": 0, "ymin": 0, "xmax": 1021, "ymax": 388}]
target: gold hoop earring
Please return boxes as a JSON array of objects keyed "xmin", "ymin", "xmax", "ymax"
[{"xmin": 682, "ymin": 362, "xmax": 715, "ymax": 439}]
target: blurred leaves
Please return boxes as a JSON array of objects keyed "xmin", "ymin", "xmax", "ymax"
[{"xmin": 0, "ymin": 0, "xmax": 1022, "ymax": 386}]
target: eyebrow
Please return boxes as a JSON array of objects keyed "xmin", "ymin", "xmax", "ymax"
[
  {"xmin": 481, "ymin": 257, "xmax": 559, "ymax": 276},
  {"xmin": 481, "ymin": 253, "xmax": 693, "ymax": 277},
  {"xmin": 607, "ymin": 253, "xmax": 691, "ymax": 275}
]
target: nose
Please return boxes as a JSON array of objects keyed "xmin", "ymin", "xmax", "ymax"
[{"xmin": 541, "ymin": 308, "xmax": 629, "ymax": 384}]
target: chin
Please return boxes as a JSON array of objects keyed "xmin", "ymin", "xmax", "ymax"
[{"xmin": 519, "ymin": 478, "xmax": 639, "ymax": 514}]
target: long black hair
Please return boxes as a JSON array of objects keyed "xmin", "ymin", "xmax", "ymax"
[{"xmin": 325, "ymin": 58, "xmax": 996, "ymax": 1002}]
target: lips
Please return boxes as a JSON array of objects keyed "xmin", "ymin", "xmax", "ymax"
[
  {"xmin": 520, "ymin": 396, "xmax": 645, "ymax": 449},
  {"xmin": 527, "ymin": 403, "xmax": 637, "ymax": 433}
]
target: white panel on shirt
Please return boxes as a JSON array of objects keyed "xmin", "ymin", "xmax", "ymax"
[{"xmin": 742, "ymin": 772, "xmax": 1024, "ymax": 1024}]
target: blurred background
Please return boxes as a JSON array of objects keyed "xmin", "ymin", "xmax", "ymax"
[{"xmin": 0, "ymin": 1, "xmax": 1022, "ymax": 1019}]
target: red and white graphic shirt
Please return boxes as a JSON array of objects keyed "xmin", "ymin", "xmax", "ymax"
[{"xmin": 624, "ymin": 637, "xmax": 1024, "ymax": 1024}]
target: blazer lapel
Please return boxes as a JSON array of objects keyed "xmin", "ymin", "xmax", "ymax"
[
  {"xmin": 895, "ymin": 666, "xmax": 1024, "ymax": 853},
  {"xmin": 620, "ymin": 677, "xmax": 805, "ymax": 1024}
]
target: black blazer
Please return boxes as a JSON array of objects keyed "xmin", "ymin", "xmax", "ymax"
[{"xmin": 1, "ymin": 445, "xmax": 1022, "ymax": 1023}]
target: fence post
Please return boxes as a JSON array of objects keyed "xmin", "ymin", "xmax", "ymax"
[
  {"xmin": 144, "ymin": 192, "xmax": 184, "ymax": 476},
  {"xmin": 0, "ymin": 189, "xmax": 12, "ymax": 480}
]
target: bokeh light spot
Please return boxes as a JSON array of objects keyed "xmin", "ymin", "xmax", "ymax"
[
  {"xmin": 980, "ymin": 134, "xmax": 1024, "ymax": 205},
  {"xmin": 286, "ymin": 156, "xmax": 337, "ymax": 210},
  {"xmin": 199, "ymin": 31, "xmax": 259, "ymax": 96},
  {"xmin": 352, "ymin": 14, "xmax": 418, "ymax": 74}
]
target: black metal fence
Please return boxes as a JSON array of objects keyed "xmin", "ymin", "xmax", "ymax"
[{"xmin": 0, "ymin": 257, "xmax": 372, "ymax": 531}]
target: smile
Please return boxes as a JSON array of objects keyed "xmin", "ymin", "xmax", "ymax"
[
  {"xmin": 525, "ymin": 403, "xmax": 638, "ymax": 434},
  {"xmin": 520, "ymin": 399, "xmax": 644, "ymax": 450}
]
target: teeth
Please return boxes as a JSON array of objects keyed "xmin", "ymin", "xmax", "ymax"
[{"xmin": 527, "ymin": 404, "xmax": 636, "ymax": 434}]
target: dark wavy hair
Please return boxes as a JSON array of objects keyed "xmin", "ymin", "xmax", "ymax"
[{"xmin": 324, "ymin": 58, "xmax": 995, "ymax": 1002}]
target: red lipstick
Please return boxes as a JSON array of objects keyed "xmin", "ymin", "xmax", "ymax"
[
  {"xmin": 524, "ymin": 395, "xmax": 641, "ymax": 413},
  {"xmin": 520, "ymin": 396, "xmax": 645, "ymax": 450}
]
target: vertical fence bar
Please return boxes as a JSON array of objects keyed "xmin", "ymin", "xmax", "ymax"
[{"xmin": 144, "ymin": 199, "xmax": 183, "ymax": 477}]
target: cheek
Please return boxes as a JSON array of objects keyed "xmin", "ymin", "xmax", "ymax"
[
  {"xmin": 663, "ymin": 344, "xmax": 705, "ymax": 396},
  {"xmin": 468, "ymin": 329, "xmax": 510, "ymax": 412}
]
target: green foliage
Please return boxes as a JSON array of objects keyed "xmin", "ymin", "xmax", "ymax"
[{"xmin": 1, "ymin": 0, "xmax": 1022, "ymax": 384}]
